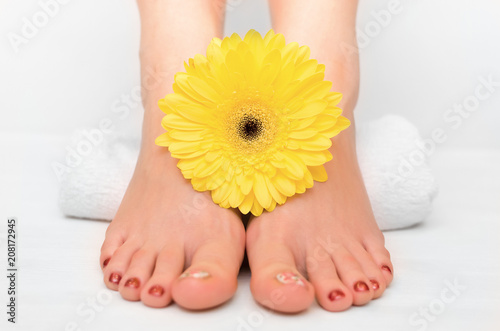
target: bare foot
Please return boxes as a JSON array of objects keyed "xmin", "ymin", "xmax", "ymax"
[
  {"xmin": 99, "ymin": 0, "xmax": 246, "ymax": 310},
  {"xmin": 100, "ymin": 145, "xmax": 245, "ymax": 309},
  {"xmin": 246, "ymin": 127, "xmax": 393, "ymax": 313}
]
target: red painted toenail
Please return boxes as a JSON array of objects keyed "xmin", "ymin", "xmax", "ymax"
[
  {"xmin": 124, "ymin": 278, "xmax": 140, "ymax": 288},
  {"xmin": 109, "ymin": 273, "xmax": 121, "ymax": 285},
  {"xmin": 103, "ymin": 258, "xmax": 110, "ymax": 268},
  {"xmin": 370, "ymin": 280, "xmax": 380, "ymax": 290},
  {"xmin": 354, "ymin": 281, "xmax": 369, "ymax": 292},
  {"xmin": 381, "ymin": 265, "xmax": 392, "ymax": 274},
  {"xmin": 149, "ymin": 285, "xmax": 164, "ymax": 297},
  {"xmin": 328, "ymin": 290, "xmax": 345, "ymax": 301}
]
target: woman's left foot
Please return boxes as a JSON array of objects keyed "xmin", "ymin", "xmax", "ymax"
[{"xmin": 246, "ymin": 132, "xmax": 394, "ymax": 313}]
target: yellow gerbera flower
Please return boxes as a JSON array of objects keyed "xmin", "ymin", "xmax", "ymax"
[{"xmin": 156, "ymin": 29, "xmax": 350, "ymax": 216}]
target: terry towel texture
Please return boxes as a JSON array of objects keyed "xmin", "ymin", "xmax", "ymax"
[{"xmin": 59, "ymin": 115, "xmax": 438, "ymax": 230}]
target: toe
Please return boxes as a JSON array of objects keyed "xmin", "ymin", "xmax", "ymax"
[
  {"xmin": 348, "ymin": 243, "xmax": 387, "ymax": 299},
  {"xmin": 119, "ymin": 247, "xmax": 157, "ymax": 301},
  {"xmin": 172, "ymin": 239, "xmax": 243, "ymax": 310},
  {"xmin": 141, "ymin": 244, "xmax": 185, "ymax": 308},
  {"xmin": 330, "ymin": 246, "xmax": 374, "ymax": 306},
  {"xmin": 248, "ymin": 242, "xmax": 314, "ymax": 313},
  {"xmin": 103, "ymin": 240, "xmax": 141, "ymax": 290},
  {"xmin": 100, "ymin": 230, "xmax": 125, "ymax": 270},
  {"xmin": 306, "ymin": 248, "xmax": 353, "ymax": 312},
  {"xmin": 364, "ymin": 238, "xmax": 394, "ymax": 285}
]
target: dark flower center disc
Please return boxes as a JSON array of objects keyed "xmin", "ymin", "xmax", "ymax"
[{"xmin": 238, "ymin": 116, "xmax": 263, "ymax": 141}]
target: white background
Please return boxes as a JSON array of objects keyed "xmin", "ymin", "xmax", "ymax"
[{"xmin": 0, "ymin": 1, "xmax": 499, "ymax": 331}]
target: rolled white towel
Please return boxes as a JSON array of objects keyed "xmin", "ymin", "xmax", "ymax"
[{"xmin": 59, "ymin": 115, "xmax": 438, "ymax": 230}]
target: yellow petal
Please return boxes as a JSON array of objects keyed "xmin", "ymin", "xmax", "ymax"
[
  {"xmin": 250, "ymin": 199, "xmax": 264, "ymax": 216},
  {"xmin": 271, "ymin": 172, "xmax": 296, "ymax": 196},
  {"xmin": 191, "ymin": 176, "xmax": 207, "ymax": 191},
  {"xmin": 225, "ymin": 49, "xmax": 244, "ymax": 76},
  {"xmin": 228, "ymin": 185, "xmax": 245, "ymax": 208},
  {"xmin": 187, "ymin": 76, "xmax": 221, "ymax": 103},
  {"xmin": 176, "ymin": 104, "xmax": 212, "ymax": 123},
  {"xmin": 168, "ymin": 129, "xmax": 204, "ymax": 141},
  {"xmin": 295, "ymin": 45, "xmax": 311, "ymax": 65},
  {"xmin": 207, "ymin": 42, "xmax": 225, "ymax": 66},
  {"xmin": 264, "ymin": 175, "xmax": 286, "ymax": 204},
  {"xmin": 273, "ymin": 61, "xmax": 294, "ymax": 92},
  {"xmin": 211, "ymin": 180, "xmax": 232, "ymax": 204},
  {"xmin": 326, "ymin": 92, "xmax": 343, "ymax": 106},
  {"xmin": 177, "ymin": 156, "xmax": 204, "ymax": 171},
  {"xmin": 288, "ymin": 129, "xmax": 318, "ymax": 140},
  {"xmin": 193, "ymin": 157, "xmax": 223, "ymax": 178},
  {"xmin": 309, "ymin": 165, "xmax": 328, "ymax": 182},
  {"xmin": 302, "ymin": 80, "xmax": 333, "ymax": 101},
  {"xmin": 259, "ymin": 49, "xmax": 281, "ymax": 85},
  {"xmin": 299, "ymin": 135, "xmax": 332, "ymax": 151},
  {"xmin": 263, "ymin": 29, "xmax": 275, "ymax": 46},
  {"xmin": 281, "ymin": 151, "xmax": 306, "ymax": 178},
  {"xmin": 266, "ymin": 199, "xmax": 277, "ymax": 212},
  {"xmin": 162, "ymin": 114, "xmax": 205, "ymax": 131},
  {"xmin": 281, "ymin": 41, "xmax": 299, "ymax": 65},
  {"xmin": 265, "ymin": 33, "xmax": 286, "ymax": 53},
  {"xmin": 288, "ymin": 100, "xmax": 328, "ymax": 119},
  {"xmin": 253, "ymin": 171, "xmax": 272, "ymax": 209},
  {"xmin": 238, "ymin": 173, "xmax": 253, "ymax": 195},
  {"xmin": 239, "ymin": 191, "xmax": 255, "ymax": 214},
  {"xmin": 309, "ymin": 114, "xmax": 338, "ymax": 132},
  {"xmin": 168, "ymin": 141, "xmax": 201, "ymax": 154},
  {"xmin": 292, "ymin": 59, "xmax": 318, "ymax": 81},
  {"xmin": 292, "ymin": 149, "xmax": 329, "ymax": 166},
  {"xmin": 296, "ymin": 179, "xmax": 306, "ymax": 194},
  {"xmin": 206, "ymin": 170, "xmax": 228, "ymax": 190}
]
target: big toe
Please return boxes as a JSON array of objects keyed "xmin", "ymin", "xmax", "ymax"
[
  {"xmin": 248, "ymin": 241, "xmax": 314, "ymax": 313},
  {"xmin": 172, "ymin": 239, "xmax": 244, "ymax": 310}
]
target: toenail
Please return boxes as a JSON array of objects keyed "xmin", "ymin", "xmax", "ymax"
[
  {"xmin": 370, "ymin": 280, "xmax": 380, "ymax": 290},
  {"xmin": 124, "ymin": 278, "xmax": 140, "ymax": 288},
  {"xmin": 109, "ymin": 273, "xmax": 122, "ymax": 285},
  {"xmin": 381, "ymin": 265, "xmax": 392, "ymax": 274},
  {"xmin": 276, "ymin": 272, "xmax": 305, "ymax": 287},
  {"xmin": 328, "ymin": 290, "xmax": 345, "ymax": 301},
  {"xmin": 103, "ymin": 258, "xmax": 110, "ymax": 268},
  {"xmin": 354, "ymin": 281, "xmax": 369, "ymax": 292},
  {"xmin": 179, "ymin": 270, "xmax": 210, "ymax": 279},
  {"xmin": 149, "ymin": 285, "xmax": 165, "ymax": 297}
]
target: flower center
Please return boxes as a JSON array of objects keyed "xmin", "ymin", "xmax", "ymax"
[
  {"xmin": 238, "ymin": 116, "xmax": 262, "ymax": 141},
  {"xmin": 218, "ymin": 90, "xmax": 289, "ymax": 167}
]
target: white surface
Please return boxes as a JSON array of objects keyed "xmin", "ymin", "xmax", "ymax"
[
  {"xmin": 1, "ymin": 0, "xmax": 500, "ymax": 330},
  {"xmin": 0, "ymin": 134, "xmax": 499, "ymax": 331}
]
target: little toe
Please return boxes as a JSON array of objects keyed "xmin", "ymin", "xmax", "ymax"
[
  {"xmin": 119, "ymin": 247, "xmax": 158, "ymax": 301},
  {"xmin": 100, "ymin": 231, "xmax": 125, "ymax": 270},
  {"xmin": 248, "ymin": 242, "xmax": 314, "ymax": 313},
  {"xmin": 331, "ymin": 246, "xmax": 374, "ymax": 306},
  {"xmin": 364, "ymin": 239, "xmax": 394, "ymax": 285},
  {"xmin": 306, "ymin": 249, "xmax": 353, "ymax": 312},
  {"xmin": 141, "ymin": 244, "xmax": 185, "ymax": 308}
]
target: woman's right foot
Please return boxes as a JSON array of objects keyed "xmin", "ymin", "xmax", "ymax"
[{"xmin": 100, "ymin": 147, "xmax": 245, "ymax": 310}]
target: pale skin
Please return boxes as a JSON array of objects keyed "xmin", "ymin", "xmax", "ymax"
[{"xmin": 100, "ymin": 0, "xmax": 393, "ymax": 312}]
